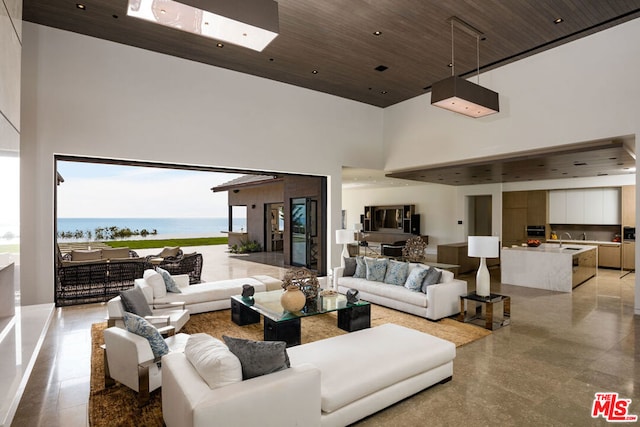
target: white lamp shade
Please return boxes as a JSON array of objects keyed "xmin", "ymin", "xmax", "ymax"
[
  {"xmin": 336, "ymin": 229, "xmax": 355, "ymax": 244},
  {"xmin": 468, "ymin": 236, "xmax": 499, "ymax": 258}
]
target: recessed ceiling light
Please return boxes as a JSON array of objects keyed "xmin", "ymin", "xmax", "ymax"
[
  {"xmin": 554, "ymin": 17, "xmax": 564, "ymax": 24},
  {"xmin": 448, "ymin": 63, "xmax": 453, "ymax": 68},
  {"xmin": 380, "ymin": 90, "xmax": 387, "ymax": 94},
  {"xmin": 373, "ymin": 31, "xmax": 382, "ymax": 36},
  {"xmin": 76, "ymin": 3, "xmax": 86, "ymax": 10},
  {"xmin": 216, "ymin": 43, "xmax": 224, "ymax": 48},
  {"xmin": 204, "ymin": 21, "xmax": 210, "ymax": 26},
  {"xmin": 374, "ymin": 65, "xmax": 388, "ymax": 72},
  {"xmin": 312, "ymin": 70, "xmax": 318, "ymax": 74},
  {"xmin": 160, "ymin": 9, "xmax": 166, "ymax": 14},
  {"xmin": 112, "ymin": 14, "xmax": 119, "ymax": 19}
]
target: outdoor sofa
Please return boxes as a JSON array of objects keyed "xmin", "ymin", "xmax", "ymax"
[{"xmin": 55, "ymin": 245, "xmax": 149, "ymax": 306}]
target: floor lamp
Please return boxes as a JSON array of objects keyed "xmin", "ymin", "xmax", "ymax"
[
  {"xmin": 336, "ymin": 229, "xmax": 355, "ymax": 267},
  {"xmin": 468, "ymin": 236, "xmax": 499, "ymax": 297}
]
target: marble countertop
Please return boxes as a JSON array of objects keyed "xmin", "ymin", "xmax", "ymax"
[
  {"xmin": 546, "ymin": 239, "xmax": 620, "ymax": 246},
  {"xmin": 503, "ymin": 243, "xmax": 597, "ymax": 254}
]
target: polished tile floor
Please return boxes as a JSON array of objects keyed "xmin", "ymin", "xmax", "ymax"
[{"xmin": 11, "ymin": 247, "xmax": 639, "ymax": 426}]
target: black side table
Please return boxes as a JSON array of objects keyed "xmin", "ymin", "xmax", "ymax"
[{"xmin": 458, "ymin": 292, "xmax": 510, "ymax": 330}]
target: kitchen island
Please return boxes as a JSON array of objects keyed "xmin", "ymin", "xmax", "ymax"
[{"xmin": 501, "ymin": 244, "xmax": 597, "ymax": 292}]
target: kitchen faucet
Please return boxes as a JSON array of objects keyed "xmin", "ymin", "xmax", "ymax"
[{"xmin": 559, "ymin": 232, "xmax": 572, "ymax": 248}]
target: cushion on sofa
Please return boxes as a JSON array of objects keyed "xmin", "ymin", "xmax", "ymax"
[
  {"xmin": 404, "ymin": 266, "xmax": 428, "ymax": 291},
  {"xmin": 71, "ymin": 249, "xmax": 102, "ymax": 261},
  {"xmin": 383, "ymin": 260, "xmax": 409, "ymax": 285},
  {"xmin": 159, "ymin": 246, "xmax": 181, "ymax": 258},
  {"xmin": 222, "ymin": 336, "xmax": 290, "ymax": 380},
  {"xmin": 365, "ymin": 257, "xmax": 387, "ymax": 282},
  {"xmin": 119, "ymin": 286, "xmax": 153, "ymax": 317},
  {"xmin": 101, "ymin": 247, "xmax": 130, "ymax": 259},
  {"xmin": 353, "ymin": 256, "xmax": 366, "ymax": 278},
  {"xmin": 421, "ymin": 268, "xmax": 443, "ymax": 293},
  {"xmin": 343, "ymin": 257, "xmax": 356, "ymax": 276},
  {"xmin": 143, "ymin": 269, "xmax": 167, "ymax": 299},
  {"xmin": 157, "ymin": 267, "xmax": 182, "ymax": 293},
  {"xmin": 123, "ymin": 311, "xmax": 169, "ymax": 359},
  {"xmin": 185, "ymin": 334, "xmax": 242, "ymax": 389}
]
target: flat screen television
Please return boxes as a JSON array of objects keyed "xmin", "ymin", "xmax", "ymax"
[{"xmin": 374, "ymin": 208, "xmax": 403, "ymax": 230}]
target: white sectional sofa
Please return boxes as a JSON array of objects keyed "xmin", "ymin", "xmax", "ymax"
[
  {"xmin": 162, "ymin": 323, "xmax": 456, "ymax": 427},
  {"xmin": 334, "ymin": 261, "xmax": 467, "ymax": 320},
  {"xmin": 134, "ymin": 271, "xmax": 283, "ymax": 314}
]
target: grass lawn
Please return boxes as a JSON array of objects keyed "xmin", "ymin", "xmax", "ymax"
[{"xmin": 106, "ymin": 236, "xmax": 228, "ymax": 250}]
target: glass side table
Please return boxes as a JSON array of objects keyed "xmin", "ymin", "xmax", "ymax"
[{"xmin": 458, "ymin": 292, "xmax": 511, "ymax": 330}]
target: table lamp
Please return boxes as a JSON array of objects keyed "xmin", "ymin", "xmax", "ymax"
[
  {"xmin": 336, "ymin": 229, "xmax": 355, "ymax": 267},
  {"xmin": 468, "ymin": 236, "xmax": 499, "ymax": 297}
]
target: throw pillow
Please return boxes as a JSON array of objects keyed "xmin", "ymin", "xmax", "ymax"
[
  {"xmin": 404, "ymin": 266, "xmax": 429, "ymax": 292},
  {"xmin": 156, "ymin": 267, "xmax": 181, "ymax": 293},
  {"xmin": 343, "ymin": 257, "xmax": 356, "ymax": 276},
  {"xmin": 122, "ymin": 311, "xmax": 169, "ymax": 359},
  {"xmin": 119, "ymin": 286, "xmax": 153, "ymax": 317},
  {"xmin": 159, "ymin": 246, "xmax": 181, "ymax": 258},
  {"xmin": 365, "ymin": 257, "xmax": 388, "ymax": 282},
  {"xmin": 70, "ymin": 249, "xmax": 102, "ymax": 261},
  {"xmin": 421, "ymin": 268, "xmax": 443, "ymax": 293},
  {"xmin": 185, "ymin": 334, "xmax": 242, "ymax": 389},
  {"xmin": 222, "ymin": 336, "xmax": 290, "ymax": 380},
  {"xmin": 353, "ymin": 256, "xmax": 367, "ymax": 278},
  {"xmin": 101, "ymin": 247, "xmax": 130, "ymax": 259},
  {"xmin": 143, "ymin": 269, "xmax": 166, "ymax": 299},
  {"xmin": 384, "ymin": 260, "xmax": 409, "ymax": 285}
]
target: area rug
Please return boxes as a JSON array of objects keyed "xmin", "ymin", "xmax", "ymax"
[{"xmin": 89, "ymin": 305, "xmax": 490, "ymax": 426}]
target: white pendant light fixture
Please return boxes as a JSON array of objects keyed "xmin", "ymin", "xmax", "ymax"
[
  {"xmin": 127, "ymin": 0, "xmax": 279, "ymax": 52},
  {"xmin": 431, "ymin": 17, "xmax": 499, "ymax": 118}
]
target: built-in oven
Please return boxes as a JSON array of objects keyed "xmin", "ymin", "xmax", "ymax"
[
  {"xmin": 526, "ymin": 225, "xmax": 546, "ymax": 237},
  {"xmin": 623, "ymin": 226, "xmax": 635, "ymax": 241}
]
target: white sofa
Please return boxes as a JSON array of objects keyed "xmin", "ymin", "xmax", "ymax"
[
  {"xmin": 333, "ymin": 262, "xmax": 467, "ymax": 320},
  {"xmin": 162, "ymin": 323, "xmax": 455, "ymax": 427},
  {"xmin": 134, "ymin": 272, "xmax": 283, "ymax": 314}
]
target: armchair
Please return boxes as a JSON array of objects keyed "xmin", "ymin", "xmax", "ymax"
[
  {"xmin": 107, "ymin": 293, "xmax": 190, "ymax": 333},
  {"xmin": 145, "ymin": 250, "xmax": 204, "ymax": 284},
  {"xmin": 381, "ymin": 240, "xmax": 407, "ymax": 258},
  {"xmin": 103, "ymin": 327, "xmax": 189, "ymax": 406}
]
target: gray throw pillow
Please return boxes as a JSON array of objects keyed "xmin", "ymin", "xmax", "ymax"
[
  {"xmin": 222, "ymin": 336, "xmax": 290, "ymax": 380},
  {"xmin": 353, "ymin": 256, "xmax": 366, "ymax": 278},
  {"xmin": 343, "ymin": 257, "xmax": 356, "ymax": 276},
  {"xmin": 120, "ymin": 287, "xmax": 153, "ymax": 317},
  {"xmin": 421, "ymin": 268, "xmax": 442, "ymax": 293}
]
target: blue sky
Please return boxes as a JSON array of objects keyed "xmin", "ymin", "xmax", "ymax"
[{"xmin": 56, "ymin": 161, "xmax": 242, "ymax": 218}]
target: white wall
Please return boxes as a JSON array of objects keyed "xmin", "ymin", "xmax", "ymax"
[
  {"xmin": 383, "ymin": 18, "xmax": 640, "ymax": 314},
  {"xmin": 20, "ymin": 23, "xmax": 384, "ymax": 304}
]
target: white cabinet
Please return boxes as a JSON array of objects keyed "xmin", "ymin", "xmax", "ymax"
[
  {"xmin": 549, "ymin": 188, "xmax": 620, "ymax": 225},
  {"xmin": 548, "ymin": 190, "xmax": 567, "ymax": 224}
]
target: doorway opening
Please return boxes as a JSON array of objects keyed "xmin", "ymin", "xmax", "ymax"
[{"xmin": 467, "ymin": 195, "xmax": 492, "ymax": 236}]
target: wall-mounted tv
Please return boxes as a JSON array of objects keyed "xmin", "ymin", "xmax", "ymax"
[{"xmin": 374, "ymin": 208, "xmax": 403, "ymax": 231}]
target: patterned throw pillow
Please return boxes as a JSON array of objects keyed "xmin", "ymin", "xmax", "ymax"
[
  {"xmin": 365, "ymin": 257, "xmax": 388, "ymax": 282},
  {"xmin": 421, "ymin": 268, "xmax": 443, "ymax": 293},
  {"xmin": 122, "ymin": 311, "xmax": 169, "ymax": 359},
  {"xmin": 353, "ymin": 256, "xmax": 367, "ymax": 278},
  {"xmin": 404, "ymin": 266, "xmax": 429, "ymax": 292},
  {"xmin": 343, "ymin": 257, "xmax": 357, "ymax": 276},
  {"xmin": 384, "ymin": 260, "xmax": 409, "ymax": 285},
  {"xmin": 156, "ymin": 267, "xmax": 181, "ymax": 293}
]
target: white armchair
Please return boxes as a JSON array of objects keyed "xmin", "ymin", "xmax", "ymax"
[
  {"xmin": 103, "ymin": 327, "xmax": 189, "ymax": 406},
  {"xmin": 107, "ymin": 293, "xmax": 190, "ymax": 333}
]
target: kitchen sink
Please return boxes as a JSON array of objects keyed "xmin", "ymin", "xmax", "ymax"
[{"xmin": 562, "ymin": 247, "xmax": 581, "ymax": 251}]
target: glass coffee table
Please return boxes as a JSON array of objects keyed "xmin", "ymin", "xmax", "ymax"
[{"xmin": 230, "ymin": 290, "xmax": 371, "ymax": 347}]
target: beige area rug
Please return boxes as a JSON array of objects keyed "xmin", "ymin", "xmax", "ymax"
[{"xmin": 89, "ymin": 306, "xmax": 490, "ymax": 426}]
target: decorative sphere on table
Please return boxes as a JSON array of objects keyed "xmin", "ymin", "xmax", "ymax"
[{"xmin": 280, "ymin": 286, "xmax": 306, "ymax": 312}]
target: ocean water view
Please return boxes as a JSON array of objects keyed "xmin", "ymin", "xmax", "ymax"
[{"xmin": 57, "ymin": 217, "xmax": 247, "ymax": 241}]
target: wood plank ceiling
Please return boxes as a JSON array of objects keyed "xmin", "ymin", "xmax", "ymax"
[
  {"xmin": 23, "ymin": 0, "xmax": 640, "ymax": 108},
  {"xmin": 23, "ymin": 1, "xmax": 640, "ymax": 185}
]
